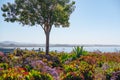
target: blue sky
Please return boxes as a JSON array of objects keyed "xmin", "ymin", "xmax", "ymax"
[{"xmin": 0, "ymin": 0, "xmax": 120, "ymax": 44}]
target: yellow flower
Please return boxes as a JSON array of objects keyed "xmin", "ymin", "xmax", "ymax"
[{"xmin": 3, "ymin": 74, "xmax": 6, "ymax": 78}]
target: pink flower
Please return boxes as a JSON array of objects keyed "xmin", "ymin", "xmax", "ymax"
[
  {"xmin": 0, "ymin": 68, "xmax": 3, "ymax": 71},
  {"xmin": 0, "ymin": 51, "xmax": 4, "ymax": 57}
]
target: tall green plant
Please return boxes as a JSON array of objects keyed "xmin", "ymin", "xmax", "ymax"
[{"xmin": 73, "ymin": 46, "xmax": 88, "ymax": 58}]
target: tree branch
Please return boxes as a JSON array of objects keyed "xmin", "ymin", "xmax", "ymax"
[{"xmin": 40, "ymin": 24, "xmax": 46, "ymax": 33}]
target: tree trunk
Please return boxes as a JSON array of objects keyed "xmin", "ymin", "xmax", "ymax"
[{"xmin": 45, "ymin": 31, "xmax": 50, "ymax": 55}]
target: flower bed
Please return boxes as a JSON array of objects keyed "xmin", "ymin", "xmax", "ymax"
[{"xmin": 1, "ymin": 48, "xmax": 120, "ymax": 80}]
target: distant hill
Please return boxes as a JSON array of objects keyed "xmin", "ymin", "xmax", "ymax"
[
  {"xmin": 0, "ymin": 41, "xmax": 75, "ymax": 47},
  {"xmin": 0, "ymin": 41, "xmax": 43, "ymax": 47},
  {"xmin": 1, "ymin": 41, "xmax": 19, "ymax": 44}
]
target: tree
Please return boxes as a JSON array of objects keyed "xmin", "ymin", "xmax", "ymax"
[{"xmin": 1, "ymin": 0, "xmax": 75, "ymax": 55}]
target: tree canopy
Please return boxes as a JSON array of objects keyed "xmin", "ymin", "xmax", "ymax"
[{"xmin": 1, "ymin": 0, "xmax": 75, "ymax": 28}]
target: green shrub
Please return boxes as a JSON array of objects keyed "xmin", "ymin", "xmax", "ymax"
[
  {"xmin": 58, "ymin": 53, "xmax": 70, "ymax": 63},
  {"xmin": 25, "ymin": 65, "xmax": 32, "ymax": 71},
  {"xmin": 30, "ymin": 70, "xmax": 53, "ymax": 80},
  {"xmin": 0, "ymin": 63, "xmax": 8, "ymax": 69},
  {"xmin": 40, "ymin": 73, "xmax": 53, "ymax": 80},
  {"xmin": 63, "ymin": 72, "xmax": 82, "ymax": 80}
]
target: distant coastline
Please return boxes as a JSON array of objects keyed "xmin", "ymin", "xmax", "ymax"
[
  {"xmin": 1, "ymin": 41, "xmax": 120, "ymax": 53},
  {"xmin": 1, "ymin": 41, "xmax": 120, "ymax": 48},
  {"xmin": 1, "ymin": 44, "xmax": 120, "ymax": 48}
]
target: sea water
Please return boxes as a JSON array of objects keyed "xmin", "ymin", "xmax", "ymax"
[
  {"xmin": 13, "ymin": 46, "xmax": 120, "ymax": 53},
  {"xmin": 1, "ymin": 46, "xmax": 120, "ymax": 53}
]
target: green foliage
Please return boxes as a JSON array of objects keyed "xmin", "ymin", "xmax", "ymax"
[
  {"xmin": 30, "ymin": 70, "xmax": 41, "ymax": 79},
  {"xmin": 0, "ymin": 63, "xmax": 8, "ymax": 70},
  {"xmin": 63, "ymin": 72, "xmax": 82, "ymax": 80},
  {"xmin": 1, "ymin": 0, "xmax": 75, "ymax": 27},
  {"xmin": 0, "ymin": 67, "xmax": 53, "ymax": 80},
  {"xmin": 45, "ymin": 54, "xmax": 61, "ymax": 67},
  {"xmin": 30, "ymin": 70, "xmax": 53, "ymax": 80},
  {"xmin": 0, "ymin": 67, "xmax": 30, "ymax": 80},
  {"xmin": 64, "ymin": 65, "xmax": 77, "ymax": 72},
  {"xmin": 39, "ymin": 73, "xmax": 53, "ymax": 80},
  {"xmin": 25, "ymin": 65, "xmax": 32, "ymax": 72},
  {"xmin": 58, "ymin": 52, "xmax": 70, "ymax": 63},
  {"xmin": 73, "ymin": 46, "xmax": 88, "ymax": 59},
  {"xmin": 97, "ymin": 61, "xmax": 104, "ymax": 67}
]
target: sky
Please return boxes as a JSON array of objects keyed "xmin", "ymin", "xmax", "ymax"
[{"xmin": 0, "ymin": 0, "xmax": 120, "ymax": 45}]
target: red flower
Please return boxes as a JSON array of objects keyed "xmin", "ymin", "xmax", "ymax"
[{"xmin": 23, "ymin": 72, "xmax": 29, "ymax": 75}]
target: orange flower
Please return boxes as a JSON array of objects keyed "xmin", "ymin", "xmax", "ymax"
[{"xmin": 18, "ymin": 67, "xmax": 26, "ymax": 71}]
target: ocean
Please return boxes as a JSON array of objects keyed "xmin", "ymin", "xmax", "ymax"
[
  {"xmin": 35, "ymin": 46, "xmax": 120, "ymax": 52},
  {"xmin": 1, "ymin": 46, "xmax": 120, "ymax": 53}
]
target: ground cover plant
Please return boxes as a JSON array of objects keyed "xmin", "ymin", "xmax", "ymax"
[{"xmin": 1, "ymin": 47, "xmax": 120, "ymax": 80}]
